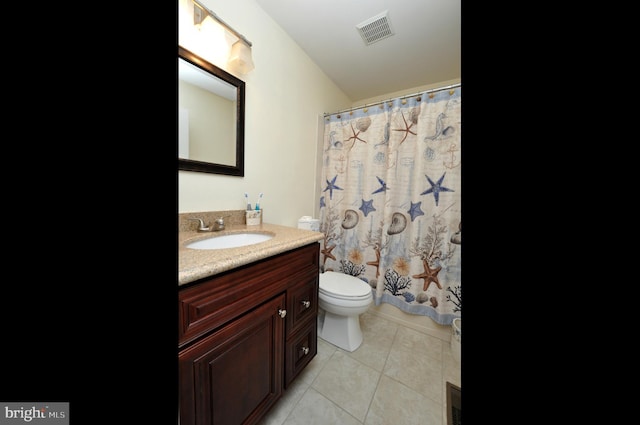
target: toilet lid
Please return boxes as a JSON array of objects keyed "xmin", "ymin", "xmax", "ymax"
[{"xmin": 319, "ymin": 272, "xmax": 372, "ymax": 299}]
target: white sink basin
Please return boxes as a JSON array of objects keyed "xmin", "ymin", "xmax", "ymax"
[{"xmin": 186, "ymin": 232, "xmax": 273, "ymax": 250}]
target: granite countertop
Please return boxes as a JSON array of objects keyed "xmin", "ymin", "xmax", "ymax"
[{"xmin": 178, "ymin": 223, "xmax": 324, "ymax": 286}]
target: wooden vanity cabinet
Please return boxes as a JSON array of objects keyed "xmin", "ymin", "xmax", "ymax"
[{"xmin": 179, "ymin": 242, "xmax": 319, "ymax": 425}]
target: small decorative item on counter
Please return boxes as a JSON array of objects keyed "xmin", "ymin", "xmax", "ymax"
[{"xmin": 246, "ymin": 209, "xmax": 262, "ymax": 225}]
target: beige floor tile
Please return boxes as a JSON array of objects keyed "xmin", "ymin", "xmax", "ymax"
[
  {"xmin": 383, "ymin": 327, "xmax": 443, "ymax": 403},
  {"xmin": 258, "ymin": 377, "xmax": 309, "ymax": 425},
  {"xmin": 346, "ymin": 312, "xmax": 398, "ymax": 372},
  {"xmin": 297, "ymin": 338, "xmax": 337, "ymax": 386},
  {"xmin": 441, "ymin": 343, "xmax": 461, "ymax": 389},
  {"xmin": 257, "ymin": 312, "xmax": 460, "ymax": 425},
  {"xmin": 365, "ymin": 375, "xmax": 442, "ymax": 425},
  {"xmin": 312, "ymin": 350, "xmax": 381, "ymax": 422},
  {"xmin": 393, "ymin": 326, "xmax": 444, "ymax": 362},
  {"xmin": 282, "ymin": 387, "xmax": 362, "ymax": 425}
]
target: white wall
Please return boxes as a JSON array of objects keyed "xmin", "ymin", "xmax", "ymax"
[
  {"xmin": 178, "ymin": 0, "xmax": 351, "ymax": 228},
  {"xmin": 352, "ymin": 78, "xmax": 461, "ymax": 107},
  {"xmin": 178, "ymin": 0, "xmax": 460, "ymax": 340}
]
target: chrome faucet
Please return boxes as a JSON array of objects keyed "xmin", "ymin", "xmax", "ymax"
[
  {"xmin": 188, "ymin": 217, "xmax": 225, "ymax": 232},
  {"xmin": 188, "ymin": 217, "xmax": 211, "ymax": 232},
  {"xmin": 213, "ymin": 217, "xmax": 225, "ymax": 231}
]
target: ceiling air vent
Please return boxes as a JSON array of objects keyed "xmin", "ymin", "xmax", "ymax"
[{"xmin": 356, "ymin": 10, "xmax": 394, "ymax": 46}]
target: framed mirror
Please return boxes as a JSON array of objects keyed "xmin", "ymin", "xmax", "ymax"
[{"xmin": 178, "ymin": 46, "xmax": 245, "ymax": 176}]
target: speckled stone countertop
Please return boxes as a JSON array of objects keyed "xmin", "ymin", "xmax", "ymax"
[{"xmin": 178, "ymin": 222, "xmax": 323, "ymax": 286}]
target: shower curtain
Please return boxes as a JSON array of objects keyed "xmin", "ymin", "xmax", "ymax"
[{"xmin": 319, "ymin": 86, "xmax": 461, "ymax": 325}]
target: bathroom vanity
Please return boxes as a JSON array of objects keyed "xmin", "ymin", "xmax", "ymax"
[{"xmin": 178, "ymin": 220, "xmax": 323, "ymax": 425}]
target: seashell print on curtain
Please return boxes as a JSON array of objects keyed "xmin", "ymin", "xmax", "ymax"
[{"xmin": 319, "ymin": 87, "xmax": 461, "ymax": 325}]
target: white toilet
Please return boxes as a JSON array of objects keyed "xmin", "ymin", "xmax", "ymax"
[{"xmin": 318, "ymin": 271, "xmax": 373, "ymax": 352}]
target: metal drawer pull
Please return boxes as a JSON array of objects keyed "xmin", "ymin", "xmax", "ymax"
[
  {"xmin": 301, "ymin": 300, "xmax": 311, "ymax": 308},
  {"xmin": 301, "ymin": 346, "xmax": 309, "ymax": 355},
  {"xmin": 278, "ymin": 309, "xmax": 287, "ymax": 318}
]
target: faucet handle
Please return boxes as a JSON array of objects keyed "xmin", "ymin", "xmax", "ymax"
[{"xmin": 187, "ymin": 217, "xmax": 211, "ymax": 232}]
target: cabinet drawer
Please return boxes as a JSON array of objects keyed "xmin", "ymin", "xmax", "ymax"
[
  {"xmin": 285, "ymin": 319, "xmax": 317, "ymax": 388},
  {"xmin": 179, "ymin": 243, "xmax": 319, "ymax": 347},
  {"xmin": 286, "ymin": 272, "xmax": 318, "ymax": 337}
]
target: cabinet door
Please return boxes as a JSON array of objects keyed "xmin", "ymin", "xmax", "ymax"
[
  {"xmin": 285, "ymin": 272, "xmax": 318, "ymax": 336},
  {"xmin": 179, "ymin": 295, "xmax": 285, "ymax": 425}
]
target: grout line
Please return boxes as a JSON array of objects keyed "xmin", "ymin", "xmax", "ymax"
[{"xmin": 366, "ymin": 310, "xmax": 452, "ymax": 341}]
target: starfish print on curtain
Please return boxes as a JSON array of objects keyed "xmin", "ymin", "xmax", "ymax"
[{"xmin": 319, "ymin": 86, "xmax": 461, "ymax": 326}]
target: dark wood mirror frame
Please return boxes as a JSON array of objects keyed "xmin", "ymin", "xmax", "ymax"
[{"xmin": 178, "ymin": 46, "xmax": 245, "ymax": 176}]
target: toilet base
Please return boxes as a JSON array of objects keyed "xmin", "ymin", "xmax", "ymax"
[{"xmin": 318, "ymin": 309, "xmax": 364, "ymax": 352}]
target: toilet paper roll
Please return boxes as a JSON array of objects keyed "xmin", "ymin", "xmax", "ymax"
[{"xmin": 298, "ymin": 216, "xmax": 320, "ymax": 231}]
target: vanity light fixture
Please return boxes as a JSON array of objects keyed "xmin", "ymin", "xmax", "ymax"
[
  {"xmin": 228, "ymin": 40, "xmax": 254, "ymax": 74},
  {"xmin": 192, "ymin": 0, "xmax": 254, "ymax": 74}
]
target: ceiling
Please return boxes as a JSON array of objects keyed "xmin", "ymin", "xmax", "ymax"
[{"xmin": 255, "ymin": 0, "xmax": 461, "ymax": 102}]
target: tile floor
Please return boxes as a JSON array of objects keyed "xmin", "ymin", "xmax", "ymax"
[{"xmin": 258, "ymin": 311, "xmax": 461, "ymax": 425}]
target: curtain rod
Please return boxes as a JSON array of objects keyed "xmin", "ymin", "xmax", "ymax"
[
  {"xmin": 192, "ymin": 0, "xmax": 253, "ymax": 47},
  {"xmin": 324, "ymin": 82, "xmax": 461, "ymax": 117}
]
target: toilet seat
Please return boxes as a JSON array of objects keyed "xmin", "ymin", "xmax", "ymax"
[{"xmin": 319, "ymin": 272, "xmax": 372, "ymax": 300}]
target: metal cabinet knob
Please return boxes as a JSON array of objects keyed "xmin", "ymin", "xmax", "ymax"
[
  {"xmin": 301, "ymin": 300, "xmax": 311, "ymax": 309},
  {"xmin": 278, "ymin": 309, "xmax": 287, "ymax": 318},
  {"xmin": 301, "ymin": 346, "xmax": 309, "ymax": 355}
]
